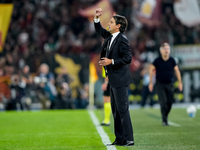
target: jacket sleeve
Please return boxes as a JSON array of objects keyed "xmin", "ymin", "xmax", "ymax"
[
  {"xmin": 94, "ymin": 22, "xmax": 111, "ymax": 39},
  {"xmin": 114, "ymin": 35, "xmax": 132, "ymax": 66}
]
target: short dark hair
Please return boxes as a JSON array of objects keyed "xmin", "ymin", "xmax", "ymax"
[
  {"xmin": 161, "ymin": 42, "xmax": 170, "ymax": 47},
  {"xmin": 113, "ymin": 14, "xmax": 128, "ymax": 33},
  {"xmin": 160, "ymin": 42, "xmax": 170, "ymax": 50}
]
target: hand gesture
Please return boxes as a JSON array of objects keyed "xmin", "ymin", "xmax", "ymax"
[
  {"xmin": 99, "ymin": 57, "xmax": 112, "ymax": 66},
  {"xmin": 148, "ymin": 83, "xmax": 153, "ymax": 92},
  {"xmin": 178, "ymin": 82, "xmax": 183, "ymax": 92},
  {"xmin": 94, "ymin": 8, "xmax": 102, "ymax": 18},
  {"xmin": 102, "ymin": 83, "xmax": 108, "ymax": 91}
]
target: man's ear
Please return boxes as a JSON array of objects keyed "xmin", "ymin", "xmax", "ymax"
[{"xmin": 117, "ymin": 24, "xmax": 121, "ymax": 29}]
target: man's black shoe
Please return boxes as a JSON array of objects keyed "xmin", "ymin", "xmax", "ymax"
[
  {"xmin": 101, "ymin": 122, "xmax": 110, "ymax": 126},
  {"xmin": 121, "ymin": 140, "xmax": 134, "ymax": 146},
  {"xmin": 107, "ymin": 140, "xmax": 122, "ymax": 146},
  {"xmin": 162, "ymin": 122, "xmax": 169, "ymax": 126}
]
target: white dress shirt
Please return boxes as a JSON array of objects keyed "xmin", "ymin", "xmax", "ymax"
[{"xmin": 109, "ymin": 32, "xmax": 120, "ymax": 50}]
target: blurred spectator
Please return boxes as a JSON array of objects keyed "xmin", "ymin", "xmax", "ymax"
[
  {"xmin": 37, "ymin": 63, "xmax": 56, "ymax": 109},
  {"xmin": 75, "ymin": 83, "xmax": 89, "ymax": 109},
  {"xmin": 6, "ymin": 74, "xmax": 25, "ymax": 110},
  {"xmin": 39, "ymin": 63, "xmax": 54, "ymax": 80},
  {"xmin": 21, "ymin": 65, "xmax": 33, "ymax": 94},
  {"xmin": 44, "ymin": 78, "xmax": 57, "ymax": 109},
  {"xmin": 56, "ymin": 66, "xmax": 73, "ymax": 86},
  {"xmin": 4, "ymin": 53, "xmax": 15, "ymax": 75},
  {"xmin": 20, "ymin": 65, "xmax": 34, "ymax": 110},
  {"xmin": 0, "ymin": 67, "xmax": 11, "ymax": 105},
  {"xmin": 140, "ymin": 63, "xmax": 155, "ymax": 107},
  {"xmin": 57, "ymin": 82, "xmax": 73, "ymax": 109},
  {"xmin": 82, "ymin": 83, "xmax": 89, "ymax": 102},
  {"xmin": 34, "ymin": 76, "xmax": 48, "ymax": 109}
]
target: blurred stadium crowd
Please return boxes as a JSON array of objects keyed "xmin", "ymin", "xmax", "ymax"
[{"xmin": 0, "ymin": 0, "xmax": 199, "ymax": 110}]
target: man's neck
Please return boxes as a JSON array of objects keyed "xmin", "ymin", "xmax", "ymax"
[
  {"xmin": 111, "ymin": 30, "xmax": 120, "ymax": 34},
  {"xmin": 161, "ymin": 55, "xmax": 169, "ymax": 61},
  {"xmin": 111, "ymin": 31, "xmax": 120, "ymax": 37}
]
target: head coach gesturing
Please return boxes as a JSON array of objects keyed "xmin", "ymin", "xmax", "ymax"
[{"xmin": 94, "ymin": 8, "xmax": 134, "ymax": 146}]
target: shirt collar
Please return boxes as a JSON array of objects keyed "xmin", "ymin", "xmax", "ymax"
[{"xmin": 111, "ymin": 31, "xmax": 120, "ymax": 39}]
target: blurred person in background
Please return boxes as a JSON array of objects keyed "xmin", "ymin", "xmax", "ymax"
[
  {"xmin": 99, "ymin": 36, "xmax": 111, "ymax": 126},
  {"xmin": 44, "ymin": 77, "xmax": 57, "ymax": 109},
  {"xmin": 7, "ymin": 73, "xmax": 25, "ymax": 110},
  {"xmin": 74, "ymin": 87, "xmax": 88, "ymax": 109},
  {"xmin": 82, "ymin": 83, "xmax": 89, "ymax": 102},
  {"xmin": 0, "ymin": 67, "xmax": 11, "ymax": 109},
  {"xmin": 39, "ymin": 63, "xmax": 54, "ymax": 80},
  {"xmin": 75, "ymin": 83, "xmax": 89, "ymax": 109},
  {"xmin": 149, "ymin": 43, "xmax": 183, "ymax": 126},
  {"xmin": 101, "ymin": 73, "xmax": 111, "ymax": 126},
  {"xmin": 37, "ymin": 63, "xmax": 56, "ymax": 109},
  {"xmin": 74, "ymin": 83, "xmax": 89, "ymax": 109},
  {"xmin": 21, "ymin": 65, "xmax": 32, "ymax": 86},
  {"xmin": 56, "ymin": 66, "xmax": 73, "ymax": 86},
  {"xmin": 4, "ymin": 53, "xmax": 15, "ymax": 76},
  {"xmin": 20, "ymin": 65, "xmax": 33, "ymax": 109},
  {"xmin": 34, "ymin": 77, "xmax": 48, "ymax": 109},
  {"xmin": 57, "ymin": 82, "xmax": 73, "ymax": 109},
  {"xmin": 140, "ymin": 63, "xmax": 155, "ymax": 108}
]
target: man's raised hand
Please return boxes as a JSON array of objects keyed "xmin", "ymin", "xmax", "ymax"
[{"xmin": 94, "ymin": 8, "xmax": 102, "ymax": 18}]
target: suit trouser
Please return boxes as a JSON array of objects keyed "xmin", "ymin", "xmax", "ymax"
[
  {"xmin": 156, "ymin": 81, "xmax": 174, "ymax": 123},
  {"xmin": 110, "ymin": 85, "xmax": 134, "ymax": 142}
]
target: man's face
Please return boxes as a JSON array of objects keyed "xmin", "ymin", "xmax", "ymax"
[
  {"xmin": 108, "ymin": 17, "xmax": 120, "ymax": 34},
  {"xmin": 160, "ymin": 45, "xmax": 170, "ymax": 57}
]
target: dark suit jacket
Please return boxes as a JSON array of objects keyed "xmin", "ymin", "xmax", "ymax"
[{"xmin": 95, "ymin": 22, "xmax": 133, "ymax": 88}]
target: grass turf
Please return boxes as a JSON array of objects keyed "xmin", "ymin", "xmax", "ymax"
[
  {"xmin": 0, "ymin": 108, "xmax": 199, "ymax": 150},
  {"xmin": 0, "ymin": 110, "xmax": 106, "ymax": 150},
  {"xmin": 96, "ymin": 108, "xmax": 200, "ymax": 150}
]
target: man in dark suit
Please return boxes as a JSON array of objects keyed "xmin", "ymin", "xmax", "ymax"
[{"xmin": 94, "ymin": 8, "xmax": 134, "ymax": 146}]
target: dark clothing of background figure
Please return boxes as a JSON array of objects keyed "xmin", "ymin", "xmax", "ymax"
[
  {"xmin": 153, "ymin": 56, "xmax": 176, "ymax": 124},
  {"xmin": 156, "ymin": 81, "xmax": 174, "ymax": 123},
  {"xmin": 103, "ymin": 83, "xmax": 110, "ymax": 96},
  {"xmin": 141, "ymin": 72, "xmax": 155, "ymax": 107},
  {"xmin": 56, "ymin": 74, "xmax": 72, "ymax": 86},
  {"xmin": 74, "ymin": 88, "xmax": 88, "ymax": 109},
  {"xmin": 141, "ymin": 85, "xmax": 155, "ymax": 107},
  {"xmin": 7, "ymin": 85, "xmax": 25, "ymax": 110},
  {"xmin": 95, "ymin": 21, "xmax": 134, "ymax": 143},
  {"xmin": 57, "ymin": 89, "xmax": 72, "ymax": 109},
  {"xmin": 153, "ymin": 57, "xmax": 176, "ymax": 83}
]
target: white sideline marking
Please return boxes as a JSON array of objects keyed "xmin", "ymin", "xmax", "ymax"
[
  {"xmin": 168, "ymin": 121, "xmax": 181, "ymax": 127},
  {"xmin": 88, "ymin": 110, "xmax": 117, "ymax": 150}
]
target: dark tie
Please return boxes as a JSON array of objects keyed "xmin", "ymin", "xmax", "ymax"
[
  {"xmin": 104, "ymin": 35, "xmax": 112, "ymax": 73},
  {"xmin": 106, "ymin": 35, "xmax": 112, "ymax": 58}
]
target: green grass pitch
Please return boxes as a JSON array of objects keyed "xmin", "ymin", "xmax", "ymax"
[{"xmin": 0, "ymin": 108, "xmax": 199, "ymax": 150}]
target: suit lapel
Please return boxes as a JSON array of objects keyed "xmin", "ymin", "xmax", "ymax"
[
  {"xmin": 108, "ymin": 33, "xmax": 120, "ymax": 56},
  {"xmin": 103, "ymin": 35, "xmax": 113, "ymax": 49}
]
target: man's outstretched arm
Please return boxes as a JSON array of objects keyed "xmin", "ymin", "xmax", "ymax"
[
  {"xmin": 149, "ymin": 64, "xmax": 155, "ymax": 92},
  {"xmin": 174, "ymin": 65, "xmax": 183, "ymax": 92},
  {"xmin": 94, "ymin": 8, "xmax": 111, "ymax": 38}
]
